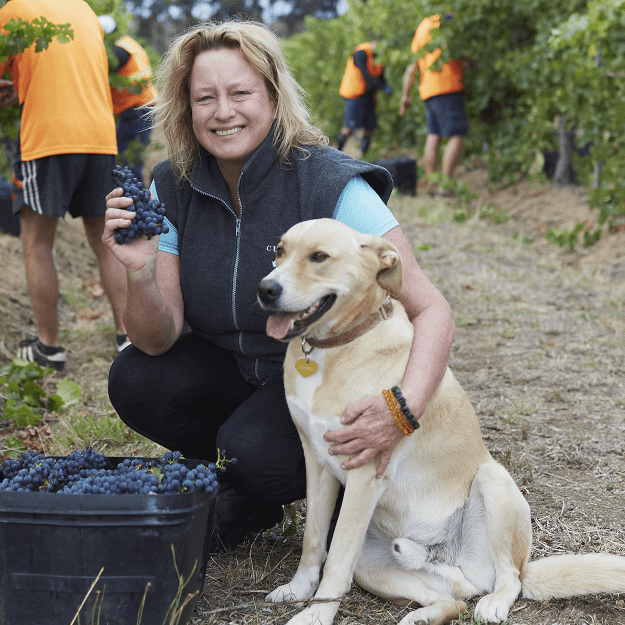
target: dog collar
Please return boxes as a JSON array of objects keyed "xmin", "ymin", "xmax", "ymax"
[{"xmin": 302, "ymin": 295, "xmax": 394, "ymax": 351}]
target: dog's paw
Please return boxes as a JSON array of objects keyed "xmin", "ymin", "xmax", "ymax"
[
  {"xmin": 473, "ymin": 594, "xmax": 511, "ymax": 623},
  {"xmin": 285, "ymin": 602, "xmax": 340, "ymax": 625},
  {"xmin": 398, "ymin": 599, "xmax": 466, "ymax": 625},
  {"xmin": 266, "ymin": 579, "xmax": 316, "ymax": 604},
  {"xmin": 397, "ymin": 607, "xmax": 430, "ymax": 625},
  {"xmin": 392, "ymin": 538, "xmax": 429, "ymax": 570}
]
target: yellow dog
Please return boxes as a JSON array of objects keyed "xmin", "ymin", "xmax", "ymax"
[{"xmin": 257, "ymin": 218, "xmax": 625, "ymax": 625}]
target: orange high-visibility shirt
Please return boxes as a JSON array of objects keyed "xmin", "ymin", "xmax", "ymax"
[
  {"xmin": 339, "ymin": 42, "xmax": 384, "ymax": 99},
  {"xmin": 0, "ymin": 0, "xmax": 117, "ymax": 161},
  {"xmin": 412, "ymin": 15, "xmax": 464, "ymax": 101},
  {"xmin": 111, "ymin": 35, "xmax": 158, "ymax": 116}
]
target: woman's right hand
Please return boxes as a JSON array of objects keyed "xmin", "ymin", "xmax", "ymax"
[{"xmin": 103, "ymin": 187, "xmax": 161, "ymax": 277}]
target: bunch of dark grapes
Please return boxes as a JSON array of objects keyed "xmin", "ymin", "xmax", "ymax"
[
  {"xmin": 0, "ymin": 448, "xmax": 107, "ymax": 493},
  {"xmin": 111, "ymin": 165, "xmax": 168, "ymax": 244},
  {"xmin": 0, "ymin": 448, "xmax": 222, "ymax": 495}
]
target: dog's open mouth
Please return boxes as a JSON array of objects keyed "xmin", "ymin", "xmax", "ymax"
[{"xmin": 266, "ymin": 294, "xmax": 336, "ymax": 341}]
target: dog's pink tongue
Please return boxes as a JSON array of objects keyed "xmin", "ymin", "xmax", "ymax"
[{"xmin": 266, "ymin": 313, "xmax": 297, "ymax": 340}]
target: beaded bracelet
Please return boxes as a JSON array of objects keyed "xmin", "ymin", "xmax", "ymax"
[
  {"xmin": 382, "ymin": 389, "xmax": 414, "ymax": 436},
  {"xmin": 391, "ymin": 386, "xmax": 420, "ymax": 431}
]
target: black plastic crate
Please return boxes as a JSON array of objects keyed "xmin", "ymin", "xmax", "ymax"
[
  {"xmin": 0, "ymin": 457, "xmax": 216, "ymax": 625},
  {"xmin": 374, "ymin": 157, "xmax": 417, "ymax": 196}
]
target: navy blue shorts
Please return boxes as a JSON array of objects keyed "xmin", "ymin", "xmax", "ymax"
[
  {"xmin": 12, "ymin": 153, "xmax": 117, "ymax": 218},
  {"xmin": 342, "ymin": 91, "xmax": 377, "ymax": 131},
  {"xmin": 424, "ymin": 91, "xmax": 468, "ymax": 137}
]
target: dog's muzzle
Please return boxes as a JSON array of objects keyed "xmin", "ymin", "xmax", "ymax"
[{"xmin": 257, "ymin": 279, "xmax": 336, "ymax": 341}]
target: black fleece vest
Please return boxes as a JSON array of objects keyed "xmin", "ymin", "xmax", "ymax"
[{"xmin": 153, "ymin": 131, "xmax": 393, "ymax": 385}]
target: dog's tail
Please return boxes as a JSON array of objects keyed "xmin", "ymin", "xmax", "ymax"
[{"xmin": 521, "ymin": 553, "xmax": 625, "ymax": 600}]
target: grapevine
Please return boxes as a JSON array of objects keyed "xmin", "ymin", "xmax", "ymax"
[
  {"xmin": 0, "ymin": 448, "xmax": 222, "ymax": 495},
  {"xmin": 111, "ymin": 165, "xmax": 169, "ymax": 244}
]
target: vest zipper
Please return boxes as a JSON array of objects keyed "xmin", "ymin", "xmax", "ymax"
[
  {"xmin": 189, "ymin": 184, "xmax": 242, "ymax": 338},
  {"xmin": 234, "ymin": 184, "xmax": 244, "ymax": 356}
]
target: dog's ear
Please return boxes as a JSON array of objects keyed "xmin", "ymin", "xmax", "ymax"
[{"xmin": 361, "ymin": 236, "xmax": 403, "ymax": 298}]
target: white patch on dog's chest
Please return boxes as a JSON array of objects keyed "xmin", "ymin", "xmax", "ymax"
[
  {"xmin": 287, "ymin": 350, "xmax": 346, "ymax": 478},
  {"xmin": 293, "ymin": 348, "xmax": 325, "ymax": 409}
]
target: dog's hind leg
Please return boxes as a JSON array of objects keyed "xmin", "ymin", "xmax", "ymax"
[
  {"xmin": 355, "ymin": 531, "xmax": 468, "ymax": 625},
  {"xmin": 266, "ymin": 431, "xmax": 340, "ymax": 604},
  {"xmin": 469, "ymin": 462, "xmax": 532, "ymax": 624}
]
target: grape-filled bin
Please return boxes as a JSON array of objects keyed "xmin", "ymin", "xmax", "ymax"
[{"xmin": 0, "ymin": 457, "xmax": 216, "ymax": 625}]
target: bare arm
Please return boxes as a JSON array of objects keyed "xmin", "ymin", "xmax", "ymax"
[
  {"xmin": 102, "ymin": 188, "xmax": 185, "ymax": 355},
  {"xmin": 385, "ymin": 226, "xmax": 454, "ymax": 413},
  {"xmin": 399, "ymin": 62, "xmax": 418, "ymax": 116},
  {"xmin": 323, "ymin": 225, "xmax": 455, "ymax": 478}
]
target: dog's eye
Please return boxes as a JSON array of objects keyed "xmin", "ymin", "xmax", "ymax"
[
  {"xmin": 275, "ymin": 246, "xmax": 284, "ymax": 259},
  {"xmin": 310, "ymin": 251, "xmax": 328, "ymax": 263}
]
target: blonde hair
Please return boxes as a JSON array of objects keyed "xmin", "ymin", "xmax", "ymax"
[{"xmin": 152, "ymin": 19, "xmax": 328, "ymax": 182}]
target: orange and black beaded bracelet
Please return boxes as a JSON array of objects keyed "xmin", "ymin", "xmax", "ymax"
[
  {"xmin": 391, "ymin": 386, "xmax": 420, "ymax": 431},
  {"xmin": 382, "ymin": 388, "xmax": 414, "ymax": 436}
]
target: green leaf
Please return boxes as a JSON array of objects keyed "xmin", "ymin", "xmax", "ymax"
[
  {"xmin": 47, "ymin": 394, "xmax": 65, "ymax": 413},
  {"xmin": 55, "ymin": 379, "xmax": 81, "ymax": 407},
  {"xmin": 15, "ymin": 403, "xmax": 40, "ymax": 427}
]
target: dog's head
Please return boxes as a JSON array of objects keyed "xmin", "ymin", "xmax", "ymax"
[{"xmin": 257, "ymin": 219, "xmax": 403, "ymax": 342}]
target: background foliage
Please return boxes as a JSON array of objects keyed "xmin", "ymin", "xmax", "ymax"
[{"xmin": 2, "ymin": 0, "xmax": 624, "ymax": 244}]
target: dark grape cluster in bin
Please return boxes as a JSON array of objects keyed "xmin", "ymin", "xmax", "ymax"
[
  {"xmin": 0, "ymin": 448, "xmax": 220, "ymax": 495},
  {"xmin": 111, "ymin": 165, "xmax": 169, "ymax": 244}
]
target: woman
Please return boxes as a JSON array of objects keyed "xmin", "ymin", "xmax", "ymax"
[{"xmin": 103, "ymin": 20, "xmax": 455, "ymax": 551}]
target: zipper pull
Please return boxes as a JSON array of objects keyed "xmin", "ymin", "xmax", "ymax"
[{"xmin": 235, "ymin": 218, "xmax": 241, "ymax": 237}]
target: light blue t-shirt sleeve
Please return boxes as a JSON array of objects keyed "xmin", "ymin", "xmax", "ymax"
[
  {"xmin": 332, "ymin": 175, "xmax": 399, "ymax": 236},
  {"xmin": 153, "ymin": 181, "xmax": 179, "ymax": 255},
  {"xmin": 155, "ymin": 174, "xmax": 398, "ymax": 257}
]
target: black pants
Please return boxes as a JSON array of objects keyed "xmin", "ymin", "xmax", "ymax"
[{"xmin": 108, "ymin": 332, "xmax": 307, "ymax": 505}]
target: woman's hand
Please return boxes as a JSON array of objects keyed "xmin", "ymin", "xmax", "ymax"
[
  {"xmin": 323, "ymin": 394, "xmax": 407, "ymax": 479},
  {"xmin": 103, "ymin": 187, "xmax": 160, "ymax": 277}
]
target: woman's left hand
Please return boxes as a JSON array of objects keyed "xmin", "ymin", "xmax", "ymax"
[{"xmin": 323, "ymin": 395, "xmax": 407, "ymax": 479}]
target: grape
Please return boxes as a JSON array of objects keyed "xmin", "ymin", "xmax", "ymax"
[
  {"xmin": 0, "ymin": 448, "xmax": 220, "ymax": 495},
  {"xmin": 111, "ymin": 165, "xmax": 169, "ymax": 245}
]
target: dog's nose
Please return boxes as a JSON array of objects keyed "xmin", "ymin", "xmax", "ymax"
[{"xmin": 257, "ymin": 279, "xmax": 282, "ymax": 305}]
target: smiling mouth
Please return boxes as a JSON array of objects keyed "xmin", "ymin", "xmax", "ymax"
[
  {"xmin": 214, "ymin": 127, "xmax": 244, "ymax": 136},
  {"xmin": 266, "ymin": 294, "xmax": 337, "ymax": 341}
]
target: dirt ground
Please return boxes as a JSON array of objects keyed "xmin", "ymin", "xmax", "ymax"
[{"xmin": 0, "ymin": 152, "xmax": 624, "ymax": 624}]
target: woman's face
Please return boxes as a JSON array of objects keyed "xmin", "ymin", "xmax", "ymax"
[{"xmin": 190, "ymin": 47, "xmax": 276, "ymax": 171}]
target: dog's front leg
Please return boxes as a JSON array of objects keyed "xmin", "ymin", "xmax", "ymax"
[
  {"xmin": 286, "ymin": 462, "xmax": 386, "ymax": 625},
  {"xmin": 267, "ymin": 433, "xmax": 340, "ymax": 604}
]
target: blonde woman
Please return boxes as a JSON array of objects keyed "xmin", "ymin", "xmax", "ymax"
[{"xmin": 103, "ymin": 20, "xmax": 454, "ymax": 552}]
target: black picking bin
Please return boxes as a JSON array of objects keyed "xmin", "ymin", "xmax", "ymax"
[
  {"xmin": 374, "ymin": 157, "xmax": 417, "ymax": 196},
  {"xmin": 0, "ymin": 457, "xmax": 216, "ymax": 625}
]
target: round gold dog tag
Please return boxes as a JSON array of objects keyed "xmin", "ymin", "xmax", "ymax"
[{"xmin": 295, "ymin": 358, "xmax": 318, "ymax": 377}]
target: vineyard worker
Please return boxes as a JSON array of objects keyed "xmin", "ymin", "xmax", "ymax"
[
  {"xmin": 98, "ymin": 15, "xmax": 158, "ymax": 185},
  {"xmin": 399, "ymin": 14, "xmax": 469, "ymax": 197},
  {"xmin": 336, "ymin": 37, "xmax": 392, "ymax": 157},
  {"xmin": 0, "ymin": 0, "xmax": 129, "ymax": 370},
  {"xmin": 104, "ymin": 20, "xmax": 454, "ymax": 552}
]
